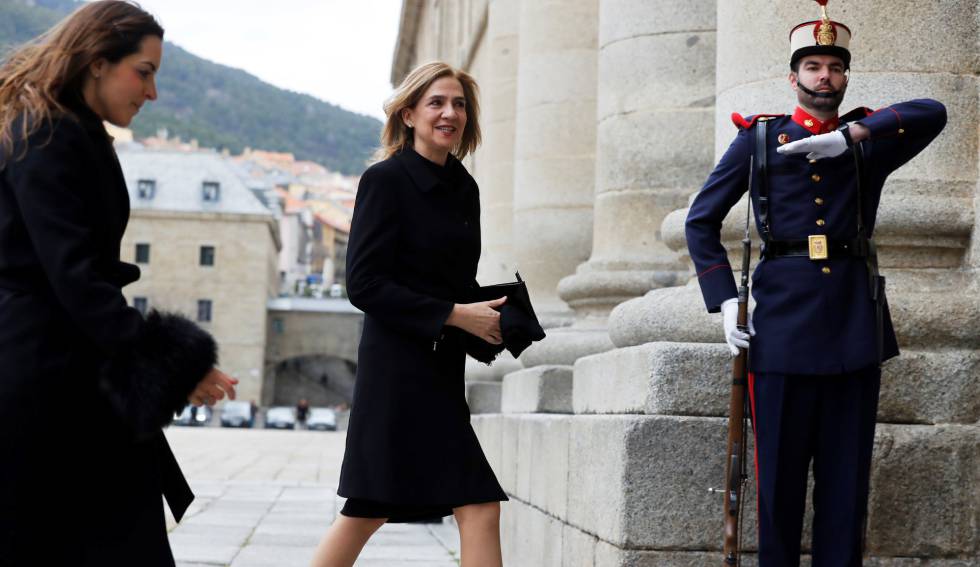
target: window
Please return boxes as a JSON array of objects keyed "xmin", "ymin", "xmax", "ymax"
[
  {"xmin": 137, "ymin": 179, "xmax": 156, "ymax": 200},
  {"xmin": 133, "ymin": 297, "xmax": 148, "ymax": 316},
  {"xmin": 272, "ymin": 317, "xmax": 284, "ymax": 335},
  {"xmin": 135, "ymin": 243, "xmax": 150, "ymax": 264},
  {"xmin": 197, "ymin": 299, "xmax": 212, "ymax": 323},
  {"xmin": 199, "ymin": 245, "xmax": 215, "ymax": 266},
  {"xmin": 202, "ymin": 181, "xmax": 221, "ymax": 202}
]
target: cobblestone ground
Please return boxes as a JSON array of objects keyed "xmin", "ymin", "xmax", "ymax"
[{"xmin": 164, "ymin": 427, "xmax": 460, "ymax": 567}]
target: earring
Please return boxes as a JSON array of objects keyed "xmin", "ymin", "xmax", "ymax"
[{"xmin": 408, "ymin": 122, "xmax": 414, "ymax": 128}]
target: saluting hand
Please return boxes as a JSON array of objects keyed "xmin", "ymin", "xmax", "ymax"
[
  {"xmin": 777, "ymin": 130, "xmax": 849, "ymax": 160},
  {"xmin": 446, "ymin": 297, "xmax": 507, "ymax": 344},
  {"xmin": 189, "ymin": 367, "xmax": 238, "ymax": 406}
]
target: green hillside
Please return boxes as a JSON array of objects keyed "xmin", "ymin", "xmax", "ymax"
[{"xmin": 0, "ymin": 0, "xmax": 382, "ymax": 174}]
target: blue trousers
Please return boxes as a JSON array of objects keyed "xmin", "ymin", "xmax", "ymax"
[{"xmin": 749, "ymin": 366, "xmax": 880, "ymax": 567}]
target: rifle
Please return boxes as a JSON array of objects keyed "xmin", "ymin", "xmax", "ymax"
[{"xmin": 712, "ymin": 158, "xmax": 753, "ymax": 566}]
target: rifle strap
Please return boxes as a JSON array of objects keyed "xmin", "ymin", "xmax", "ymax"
[
  {"xmin": 852, "ymin": 142, "xmax": 884, "ymax": 365},
  {"xmin": 754, "ymin": 120, "xmax": 770, "ymax": 244}
]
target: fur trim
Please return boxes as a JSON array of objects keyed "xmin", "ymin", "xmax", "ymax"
[{"xmin": 100, "ymin": 310, "xmax": 217, "ymax": 439}]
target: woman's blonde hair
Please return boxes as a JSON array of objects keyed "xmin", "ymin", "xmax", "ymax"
[
  {"xmin": 0, "ymin": 1, "xmax": 163, "ymax": 161},
  {"xmin": 376, "ymin": 61, "xmax": 481, "ymax": 162}
]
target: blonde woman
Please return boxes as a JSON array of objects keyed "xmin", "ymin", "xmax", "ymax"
[{"xmin": 311, "ymin": 62, "xmax": 506, "ymax": 567}]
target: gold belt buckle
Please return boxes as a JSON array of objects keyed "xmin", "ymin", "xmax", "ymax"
[{"xmin": 808, "ymin": 235, "xmax": 829, "ymax": 260}]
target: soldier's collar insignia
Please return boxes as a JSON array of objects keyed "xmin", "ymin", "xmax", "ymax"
[{"xmin": 792, "ymin": 106, "xmax": 839, "ymax": 134}]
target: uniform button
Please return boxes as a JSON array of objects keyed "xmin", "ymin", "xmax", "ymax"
[
  {"xmin": 816, "ymin": 219, "xmax": 826, "ymax": 226},
  {"xmin": 814, "ymin": 197, "xmax": 825, "ymax": 205},
  {"xmin": 811, "ymin": 174, "xmax": 821, "ymax": 182},
  {"xmin": 822, "ymin": 266, "xmax": 831, "ymax": 274},
  {"xmin": 809, "ymin": 159, "xmax": 818, "ymax": 164},
  {"xmin": 898, "ymin": 128, "xmax": 905, "ymax": 134}
]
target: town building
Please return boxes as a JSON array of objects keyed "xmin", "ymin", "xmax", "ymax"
[
  {"xmin": 234, "ymin": 151, "xmax": 356, "ymax": 297},
  {"xmin": 117, "ymin": 146, "xmax": 281, "ymax": 405}
]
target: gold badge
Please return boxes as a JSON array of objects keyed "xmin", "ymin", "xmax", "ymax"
[
  {"xmin": 816, "ymin": 4, "xmax": 837, "ymax": 46},
  {"xmin": 778, "ymin": 133, "xmax": 790, "ymax": 144},
  {"xmin": 804, "ymin": 118, "xmax": 814, "ymax": 128},
  {"xmin": 808, "ymin": 235, "xmax": 829, "ymax": 260}
]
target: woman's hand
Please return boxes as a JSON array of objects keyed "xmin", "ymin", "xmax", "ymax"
[
  {"xmin": 189, "ymin": 367, "xmax": 238, "ymax": 406},
  {"xmin": 445, "ymin": 297, "xmax": 507, "ymax": 344}
]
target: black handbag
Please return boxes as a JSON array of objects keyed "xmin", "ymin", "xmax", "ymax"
[{"xmin": 465, "ymin": 271, "xmax": 546, "ymax": 364}]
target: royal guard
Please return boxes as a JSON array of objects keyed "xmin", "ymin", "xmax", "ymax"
[{"xmin": 685, "ymin": 1, "xmax": 946, "ymax": 565}]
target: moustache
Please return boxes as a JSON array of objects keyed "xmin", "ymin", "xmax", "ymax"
[{"xmin": 798, "ymin": 81, "xmax": 843, "ymax": 99}]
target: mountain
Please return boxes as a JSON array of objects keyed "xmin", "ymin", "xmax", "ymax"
[{"xmin": 0, "ymin": 0, "xmax": 382, "ymax": 174}]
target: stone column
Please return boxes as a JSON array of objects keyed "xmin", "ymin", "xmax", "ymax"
[
  {"xmin": 477, "ymin": 0, "xmax": 520, "ymax": 286},
  {"xmin": 576, "ymin": 0, "xmax": 979, "ymax": 560},
  {"xmin": 465, "ymin": 0, "xmax": 523, "ymax": 402},
  {"xmin": 521, "ymin": 0, "xmax": 716, "ymax": 369},
  {"xmin": 511, "ymin": 0, "xmax": 598, "ymax": 329}
]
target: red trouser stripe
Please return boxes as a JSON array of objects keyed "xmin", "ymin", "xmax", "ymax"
[{"xmin": 748, "ymin": 372, "xmax": 760, "ymax": 531}]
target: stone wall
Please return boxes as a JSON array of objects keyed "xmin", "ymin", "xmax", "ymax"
[{"xmin": 393, "ymin": 0, "xmax": 979, "ymax": 564}]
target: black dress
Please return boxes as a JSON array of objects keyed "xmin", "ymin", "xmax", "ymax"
[
  {"xmin": 0, "ymin": 102, "xmax": 215, "ymax": 566},
  {"xmin": 337, "ymin": 147, "xmax": 507, "ymax": 522}
]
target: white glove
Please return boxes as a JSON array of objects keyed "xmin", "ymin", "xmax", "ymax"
[
  {"xmin": 721, "ymin": 297, "xmax": 755, "ymax": 357},
  {"xmin": 776, "ymin": 129, "xmax": 848, "ymax": 160}
]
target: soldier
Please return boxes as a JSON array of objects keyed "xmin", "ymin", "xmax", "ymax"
[{"xmin": 685, "ymin": 1, "xmax": 946, "ymax": 565}]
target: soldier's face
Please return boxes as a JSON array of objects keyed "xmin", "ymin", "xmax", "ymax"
[{"xmin": 789, "ymin": 55, "xmax": 848, "ymax": 112}]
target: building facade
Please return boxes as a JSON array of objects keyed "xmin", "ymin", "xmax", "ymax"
[
  {"xmin": 393, "ymin": 1, "xmax": 979, "ymax": 564},
  {"xmin": 118, "ymin": 148, "xmax": 281, "ymax": 405}
]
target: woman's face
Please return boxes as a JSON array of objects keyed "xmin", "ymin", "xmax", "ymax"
[
  {"xmin": 85, "ymin": 35, "xmax": 162, "ymax": 127},
  {"xmin": 402, "ymin": 76, "xmax": 467, "ymax": 163}
]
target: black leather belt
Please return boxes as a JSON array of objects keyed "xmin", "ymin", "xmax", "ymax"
[{"xmin": 763, "ymin": 237, "xmax": 872, "ymax": 260}]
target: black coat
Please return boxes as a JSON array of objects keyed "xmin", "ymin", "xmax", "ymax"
[
  {"xmin": 337, "ymin": 148, "xmax": 506, "ymax": 512},
  {"xmin": 0, "ymin": 104, "xmax": 215, "ymax": 566}
]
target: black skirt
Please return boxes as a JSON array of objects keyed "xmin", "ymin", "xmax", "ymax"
[{"xmin": 337, "ymin": 332, "xmax": 508, "ymax": 518}]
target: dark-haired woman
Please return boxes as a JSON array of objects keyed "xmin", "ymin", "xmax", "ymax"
[{"xmin": 0, "ymin": 2, "xmax": 236, "ymax": 565}]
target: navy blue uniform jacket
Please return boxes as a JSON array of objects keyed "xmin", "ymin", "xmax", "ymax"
[{"xmin": 686, "ymin": 99, "xmax": 947, "ymax": 374}]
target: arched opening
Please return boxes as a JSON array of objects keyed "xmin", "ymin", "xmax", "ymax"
[{"xmin": 270, "ymin": 354, "xmax": 357, "ymax": 407}]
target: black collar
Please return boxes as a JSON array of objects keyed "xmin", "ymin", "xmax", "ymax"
[
  {"xmin": 61, "ymin": 93, "xmax": 110, "ymax": 140},
  {"xmin": 395, "ymin": 146, "xmax": 468, "ymax": 193}
]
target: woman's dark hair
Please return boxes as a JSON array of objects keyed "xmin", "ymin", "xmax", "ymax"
[{"xmin": 0, "ymin": 1, "xmax": 163, "ymax": 159}]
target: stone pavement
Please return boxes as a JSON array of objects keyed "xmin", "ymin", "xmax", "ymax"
[{"xmin": 164, "ymin": 427, "xmax": 460, "ymax": 567}]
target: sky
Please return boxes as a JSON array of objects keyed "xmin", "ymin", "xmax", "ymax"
[{"xmin": 124, "ymin": 0, "xmax": 404, "ymax": 121}]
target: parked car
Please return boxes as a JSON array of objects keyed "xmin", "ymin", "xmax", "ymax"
[
  {"xmin": 173, "ymin": 404, "xmax": 212, "ymax": 427},
  {"xmin": 264, "ymin": 406, "xmax": 297, "ymax": 430},
  {"xmin": 306, "ymin": 408, "xmax": 337, "ymax": 431},
  {"xmin": 220, "ymin": 400, "xmax": 254, "ymax": 428}
]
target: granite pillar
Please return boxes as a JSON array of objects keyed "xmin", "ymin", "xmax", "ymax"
[
  {"xmin": 521, "ymin": 0, "xmax": 717, "ymax": 369},
  {"xmin": 511, "ymin": 0, "xmax": 599, "ymax": 329}
]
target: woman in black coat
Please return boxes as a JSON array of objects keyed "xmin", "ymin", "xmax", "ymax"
[
  {"xmin": 0, "ymin": 3, "xmax": 236, "ymax": 565},
  {"xmin": 311, "ymin": 62, "xmax": 507, "ymax": 567}
]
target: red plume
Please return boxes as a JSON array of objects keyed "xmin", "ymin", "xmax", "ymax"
[{"xmin": 815, "ymin": 0, "xmax": 829, "ymax": 5}]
